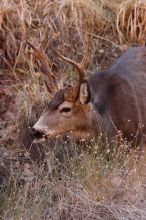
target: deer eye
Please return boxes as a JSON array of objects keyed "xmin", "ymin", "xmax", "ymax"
[{"xmin": 61, "ymin": 107, "xmax": 71, "ymax": 113}]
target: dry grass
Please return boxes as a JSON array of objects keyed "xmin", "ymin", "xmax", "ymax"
[
  {"xmin": 1, "ymin": 0, "xmax": 146, "ymax": 219},
  {"xmin": 0, "ymin": 140, "xmax": 146, "ymax": 220},
  {"xmin": 116, "ymin": 0, "xmax": 146, "ymax": 44}
]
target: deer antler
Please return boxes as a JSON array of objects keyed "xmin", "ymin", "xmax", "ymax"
[
  {"xmin": 26, "ymin": 40, "xmax": 58, "ymax": 94},
  {"xmin": 56, "ymin": 33, "xmax": 89, "ymax": 91}
]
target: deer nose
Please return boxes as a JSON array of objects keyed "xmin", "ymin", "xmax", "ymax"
[{"xmin": 31, "ymin": 127, "xmax": 45, "ymax": 139}]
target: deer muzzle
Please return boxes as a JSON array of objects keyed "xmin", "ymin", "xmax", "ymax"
[{"xmin": 31, "ymin": 127, "xmax": 47, "ymax": 143}]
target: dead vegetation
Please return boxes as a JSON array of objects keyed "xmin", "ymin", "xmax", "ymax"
[
  {"xmin": 1, "ymin": 0, "xmax": 146, "ymax": 219},
  {"xmin": 117, "ymin": 0, "xmax": 146, "ymax": 44},
  {"xmin": 1, "ymin": 140, "xmax": 146, "ymax": 220}
]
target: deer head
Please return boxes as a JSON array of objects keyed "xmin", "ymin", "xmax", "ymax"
[{"xmin": 27, "ymin": 38, "xmax": 93, "ymax": 143}]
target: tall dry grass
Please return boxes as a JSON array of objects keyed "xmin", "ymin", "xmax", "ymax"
[{"xmin": 117, "ymin": 0, "xmax": 146, "ymax": 44}]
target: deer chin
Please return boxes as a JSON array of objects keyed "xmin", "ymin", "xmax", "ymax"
[
  {"xmin": 33, "ymin": 128, "xmax": 93, "ymax": 143},
  {"xmin": 67, "ymin": 129, "xmax": 93, "ymax": 141},
  {"xmin": 32, "ymin": 130, "xmax": 64, "ymax": 143}
]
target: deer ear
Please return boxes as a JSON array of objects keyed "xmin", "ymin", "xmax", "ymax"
[{"xmin": 79, "ymin": 82, "xmax": 91, "ymax": 104}]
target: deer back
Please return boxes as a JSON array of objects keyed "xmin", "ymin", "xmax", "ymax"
[{"xmin": 89, "ymin": 46, "xmax": 146, "ymax": 140}]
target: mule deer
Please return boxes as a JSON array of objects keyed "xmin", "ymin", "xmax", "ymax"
[{"xmin": 27, "ymin": 40, "xmax": 146, "ymax": 144}]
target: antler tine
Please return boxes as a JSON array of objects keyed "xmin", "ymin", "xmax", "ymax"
[
  {"xmin": 56, "ymin": 33, "xmax": 89, "ymax": 86},
  {"xmin": 26, "ymin": 40, "xmax": 58, "ymax": 94},
  {"xmin": 26, "ymin": 40, "xmax": 52, "ymax": 80},
  {"xmin": 56, "ymin": 51, "xmax": 84, "ymax": 83}
]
